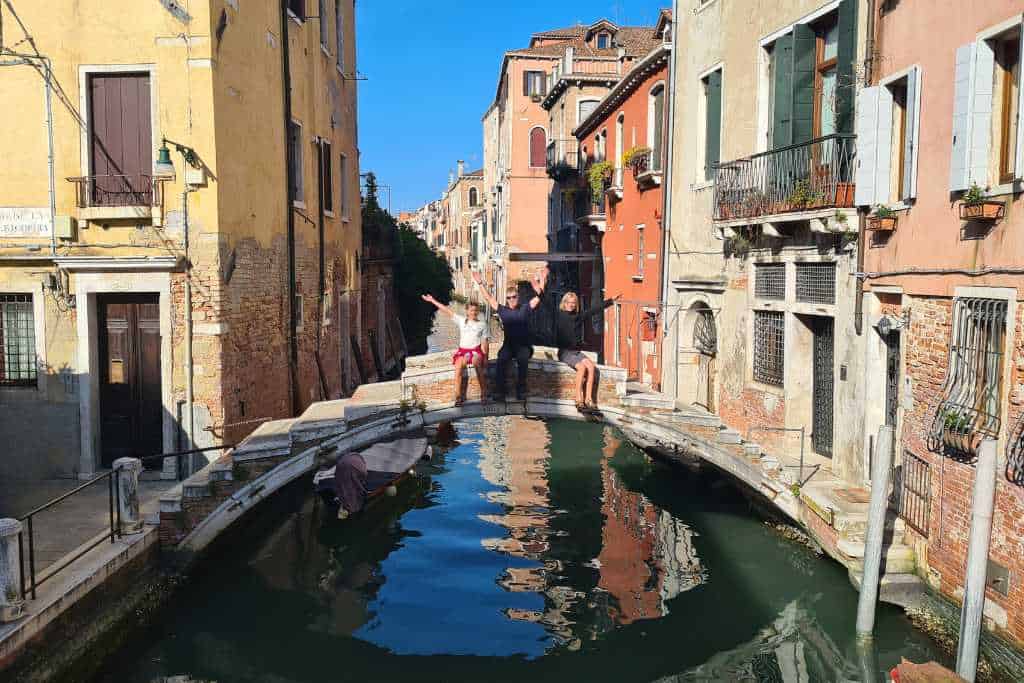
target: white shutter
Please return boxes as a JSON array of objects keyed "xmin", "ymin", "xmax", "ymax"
[
  {"xmin": 874, "ymin": 86, "xmax": 894, "ymax": 206},
  {"xmin": 902, "ymin": 66, "xmax": 921, "ymax": 201},
  {"xmin": 1016, "ymin": 29, "xmax": 1024, "ymax": 179},
  {"xmin": 950, "ymin": 43, "xmax": 976, "ymax": 191},
  {"xmin": 855, "ymin": 86, "xmax": 880, "ymax": 206},
  {"xmin": 969, "ymin": 39, "xmax": 995, "ymax": 186}
]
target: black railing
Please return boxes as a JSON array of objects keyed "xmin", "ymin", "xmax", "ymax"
[
  {"xmin": 66, "ymin": 174, "xmax": 167, "ymax": 208},
  {"xmin": 17, "ymin": 444, "xmax": 230, "ymax": 601},
  {"xmin": 712, "ymin": 134, "xmax": 856, "ymax": 221},
  {"xmin": 546, "ymin": 139, "xmax": 579, "ymax": 179}
]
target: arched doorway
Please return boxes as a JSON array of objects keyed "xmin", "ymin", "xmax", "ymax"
[{"xmin": 693, "ymin": 305, "xmax": 717, "ymax": 412}]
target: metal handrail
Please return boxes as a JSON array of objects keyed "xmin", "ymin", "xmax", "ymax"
[
  {"xmin": 16, "ymin": 443, "xmax": 232, "ymax": 601},
  {"xmin": 66, "ymin": 174, "xmax": 167, "ymax": 209}
]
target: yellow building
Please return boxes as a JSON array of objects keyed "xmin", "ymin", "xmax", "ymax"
[{"xmin": 0, "ymin": 0, "xmax": 362, "ymax": 480}]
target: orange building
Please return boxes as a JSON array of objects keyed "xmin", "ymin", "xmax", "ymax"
[{"xmin": 576, "ymin": 40, "xmax": 670, "ymax": 388}]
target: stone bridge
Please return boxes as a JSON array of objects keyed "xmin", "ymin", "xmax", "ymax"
[{"xmin": 159, "ymin": 348, "xmax": 922, "ymax": 606}]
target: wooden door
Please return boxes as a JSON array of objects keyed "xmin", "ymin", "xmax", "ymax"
[{"xmin": 99, "ymin": 295, "xmax": 162, "ymax": 468}]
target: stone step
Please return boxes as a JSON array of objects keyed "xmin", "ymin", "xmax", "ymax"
[
  {"xmin": 620, "ymin": 391, "xmax": 676, "ymax": 410},
  {"xmin": 848, "ymin": 568, "xmax": 927, "ymax": 610},
  {"xmin": 840, "ymin": 540, "xmax": 918, "ymax": 574},
  {"xmin": 717, "ymin": 427, "xmax": 742, "ymax": 444}
]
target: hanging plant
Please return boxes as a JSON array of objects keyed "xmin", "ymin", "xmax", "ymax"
[
  {"xmin": 621, "ymin": 146, "xmax": 652, "ymax": 173},
  {"xmin": 588, "ymin": 161, "xmax": 614, "ymax": 200}
]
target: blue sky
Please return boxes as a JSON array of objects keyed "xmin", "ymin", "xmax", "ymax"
[{"xmin": 355, "ymin": 0, "xmax": 670, "ymax": 214}]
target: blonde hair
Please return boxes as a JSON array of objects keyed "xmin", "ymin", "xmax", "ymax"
[{"xmin": 559, "ymin": 292, "xmax": 579, "ymax": 312}]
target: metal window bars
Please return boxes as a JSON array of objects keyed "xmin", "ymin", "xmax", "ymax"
[
  {"xmin": 795, "ymin": 262, "xmax": 836, "ymax": 305},
  {"xmin": 754, "ymin": 263, "xmax": 786, "ymax": 300},
  {"xmin": 0, "ymin": 294, "xmax": 37, "ymax": 386},
  {"xmin": 712, "ymin": 133, "xmax": 856, "ymax": 222},
  {"xmin": 928, "ymin": 297, "xmax": 1008, "ymax": 459},
  {"xmin": 753, "ymin": 310, "xmax": 785, "ymax": 386},
  {"xmin": 889, "ymin": 450, "xmax": 931, "ymax": 537}
]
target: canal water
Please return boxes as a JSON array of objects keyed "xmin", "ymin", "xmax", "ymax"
[{"xmin": 93, "ymin": 416, "xmax": 944, "ymax": 683}]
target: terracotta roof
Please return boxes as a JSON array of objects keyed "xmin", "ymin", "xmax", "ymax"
[
  {"xmin": 513, "ymin": 24, "xmax": 662, "ymax": 59},
  {"xmin": 465, "ymin": 168, "xmax": 484, "ymax": 177}
]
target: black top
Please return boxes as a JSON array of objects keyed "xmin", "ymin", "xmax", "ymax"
[
  {"xmin": 542, "ymin": 294, "xmax": 615, "ymax": 350},
  {"xmin": 497, "ymin": 304, "xmax": 531, "ymax": 345}
]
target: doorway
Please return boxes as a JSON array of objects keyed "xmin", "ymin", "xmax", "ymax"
[
  {"xmin": 98, "ymin": 294, "xmax": 162, "ymax": 468},
  {"xmin": 811, "ymin": 316, "xmax": 834, "ymax": 458},
  {"xmin": 694, "ymin": 306, "xmax": 717, "ymax": 412}
]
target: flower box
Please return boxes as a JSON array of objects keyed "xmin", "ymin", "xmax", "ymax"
[
  {"xmin": 959, "ymin": 201, "xmax": 1004, "ymax": 221},
  {"xmin": 867, "ymin": 215, "xmax": 897, "ymax": 231},
  {"xmin": 834, "ymin": 182, "xmax": 855, "ymax": 207}
]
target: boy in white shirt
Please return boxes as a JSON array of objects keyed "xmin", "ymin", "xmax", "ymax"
[{"xmin": 421, "ymin": 294, "xmax": 489, "ymax": 406}]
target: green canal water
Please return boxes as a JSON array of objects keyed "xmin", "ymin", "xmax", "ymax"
[{"xmin": 93, "ymin": 417, "xmax": 944, "ymax": 682}]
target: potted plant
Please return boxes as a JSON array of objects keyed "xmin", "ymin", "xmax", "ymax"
[
  {"xmin": 868, "ymin": 204, "xmax": 898, "ymax": 231},
  {"xmin": 785, "ymin": 180, "xmax": 823, "ymax": 211},
  {"xmin": 622, "ymin": 146, "xmax": 652, "ymax": 176},
  {"xmin": 940, "ymin": 408, "xmax": 974, "ymax": 452},
  {"xmin": 588, "ymin": 161, "xmax": 613, "ymax": 203},
  {"xmin": 959, "ymin": 183, "xmax": 1005, "ymax": 220}
]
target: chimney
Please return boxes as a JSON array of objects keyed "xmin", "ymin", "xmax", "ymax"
[
  {"xmin": 457, "ymin": 160, "xmax": 465, "ymax": 177},
  {"xmin": 448, "ymin": 169, "xmax": 455, "ymax": 187}
]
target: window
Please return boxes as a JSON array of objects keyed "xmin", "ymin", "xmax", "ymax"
[
  {"xmin": 795, "ymin": 262, "xmax": 836, "ymax": 304},
  {"xmin": 996, "ymin": 30, "xmax": 1021, "ymax": 183},
  {"xmin": 1, "ymin": 294, "xmax": 37, "ymax": 387},
  {"xmin": 320, "ymin": 140, "xmax": 333, "ymax": 213},
  {"xmin": 529, "ymin": 127, "xmax": 546, "ymax": 168},
  {"xmin": 523, "ymin": 71, "xmax": 546, "ymax": 98},
  {"xmin": 930, "ymin": 297, "xmax": 1008, "ymax": 456},
  {"xmin": 636, "ymin": 226, "xmax": 645, "ymax": 275},
  {"xmin": 87, "ymin": 72, "xmax": 153, "ymax": 207},
  {"xmin": 469, "ymin": 187, "xmax": 479, "ymax": 207},
  {"xmin": 319, "ymin": 0, "xmax": 329, "ymax": 49},
  {"xmin": 649, "ymin": 84, "xmax": 665, "ymax": 172},
  {"xmin": 340, "ymin": 154, "xmax": 349, "ymax": 218},
  {"xmin": 701, "ymin": 69, "xmax": 722, "ymax": 180},
  {"xmin": 813, "ymin": 15, "xmax": 839, "ymax": 138},
  {"xmin": 855, "ymin": 67, "xmax": 921, "ymax": 206},
  {"xmin": 578, "ymin": 99, "xmax": 599, "ymax": 125},
  {"xmin": 950, "ymin": 24, "xmax": 1024, "ymax": 190},
  {"xmin": 597, "ymin": 33, "xmax": 609, "ymax": 49},
  {"xmin": 335, "ymin": 0, "xmax": 345, "ymax": 71},
  {"xmin": 754, "ymin": 263, "xmax": 785, "ymax": 300},
  {"xmin": 287, "ymin": 0, "xmax": 304, "ymax": 21},
  {"xmin": 288, "ymin": 121, "xmax": 303, "ymax": 204},
  {"xmin": 753, "ymin": 311, "xmax": 785, "ymax": 386}
]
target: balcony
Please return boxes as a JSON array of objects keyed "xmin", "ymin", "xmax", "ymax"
[
  {"xmin": 712, "ymin": 134, "xmax": 856, "ymax": 236},
  {"xmin": 628, "ymin": 149, "xmax": 662, "ymax": 190},
  {"xmin": 546, "ymin": 139, "xmax": 580, "ymax": 181},
  {"xmin": 67, "ymin": 174, "xmax": 167, "ymax": 223}
]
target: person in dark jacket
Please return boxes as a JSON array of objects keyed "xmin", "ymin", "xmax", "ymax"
[
  {"xmin": 471, "ymin": 270, "xmax": 541, "ymax": 400},
  {"xmin": 533, "ymin": 267, "xmax": 618, "ymax": 411}
]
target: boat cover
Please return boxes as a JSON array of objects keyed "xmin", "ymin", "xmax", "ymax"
[{"xmin": 314, "ymin": 437, "xmax": 428, "ymax": 513}]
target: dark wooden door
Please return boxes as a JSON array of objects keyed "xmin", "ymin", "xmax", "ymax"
[
  {"xmin": 88, "ymin": 73, "xmax": 152, "ymax": 206},
  {"xmin": 99, "ymin": 295, "xmax": 162, "ymax": 468}
]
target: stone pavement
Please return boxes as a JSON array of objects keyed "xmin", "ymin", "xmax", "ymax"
[{"xmin": 0, "ymin": 474, "xmax": 175, "ymax": 578}]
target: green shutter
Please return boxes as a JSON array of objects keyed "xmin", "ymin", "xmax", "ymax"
[
  {"xmin": 792, "ymin": 23, "xmax": 815, "ymax": 144},
  {"xmin": 771, "ymin": 33, "xmax": 794, "ymax": 148},
  {"xmin": 835, "ymin": 0, "xmax": 858, "ymax": 134},
  {"xmin": 705, "ymin": 69, "xmax": 722, "ymax": 180}
]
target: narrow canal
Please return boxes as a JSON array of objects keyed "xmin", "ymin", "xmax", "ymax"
[{"xmin": 92, "ymin": 416, "xmax": 943, "ymax": 683}]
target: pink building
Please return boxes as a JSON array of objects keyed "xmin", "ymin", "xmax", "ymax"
[{"xmin": 858, "ymin": 1, "xmax": 1024, "ymax": 647}]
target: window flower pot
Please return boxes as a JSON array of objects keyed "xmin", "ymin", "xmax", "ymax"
[
  {"xmin": 867, "ymin": 215, "xmax": 897, "ymax": 231},
  {"xmin": 959, "ymin": 200, "xmax": 1004, "ymax": 221},
  {"xmin": 834, "ymin": 182, "xmax": 855, "ymax": 207}
]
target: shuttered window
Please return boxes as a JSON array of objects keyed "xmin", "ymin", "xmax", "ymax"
[
  {"xmin": 855, "ymin": 67, "xmax": 921, "ymax": 206},
  {"xmin": 529, "ymin": 127, "xmax": 546, "ymax": 168},
  {"xmin": 578, "ymin": 99, "xmax": 599, "ymax": 125},
  {"xmin": 88, "ymin": 73, "xmax": 152, "ymax": 206},
  {"xmin": 703, "ymin": 69, "xmax": 722, "ymax": 180},
  {"xmin": 650, "ymin": 85, "xmax": 665, "ymax": 172},
  {"xmin": 288, "ymin": 121, "xmax": 303, "ymax": 203},
  {"xmin": 523, "ymin": 71, "xmax": 546, "ymax": 98}
]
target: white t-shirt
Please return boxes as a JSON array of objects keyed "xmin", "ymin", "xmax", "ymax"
[{"xmin": 453, "ymin": 314, "xmax": 488, "ymax": 349}]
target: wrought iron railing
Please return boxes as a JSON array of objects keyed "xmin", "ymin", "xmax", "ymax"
[
  {"xmin": 629, "ymin": 149, "xmax": 663, "ymax": 177},
  {"xmin": 546, "ymin": 139, "xmax": 579, "ymax": 179},
  {"xmin": 67, "ymin": 174, "xmax": 167, "ymax": 209},
  {"xmin": 712, "ymin": 134, "xmax": 856, "ymax": 221}
]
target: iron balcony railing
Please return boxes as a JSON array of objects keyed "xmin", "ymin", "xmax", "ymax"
[
  {"xmin": 629, "ymin": 149, "xmax": 663, "ymax": 176},
  {"xmin": 712, "ymin": 134, "xmax": 856, "ymax": 222},
  {"xmin": 546, "ymin": 139, "xmax": 580, "ymax": 179},
  {"xmin": 67, "ymin": 174, "xmax": 167, "ymax": 209}
]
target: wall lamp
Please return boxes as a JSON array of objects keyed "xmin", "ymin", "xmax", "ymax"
[{"xmin": 155, "ymin": 138, "xmax": 202, "ymax": 177}]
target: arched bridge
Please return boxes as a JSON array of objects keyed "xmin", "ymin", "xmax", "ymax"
[{"xmin": 159, "ymin": 348, "xmax": 920, "ymax": 607}]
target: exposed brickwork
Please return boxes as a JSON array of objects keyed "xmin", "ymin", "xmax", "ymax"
[
  {"xmin": 898, "ymin": 296, "xmax": 1024, "ymax": 644},
  {"xmin": 718, "ymin": 386, "xmax": 787, "ymax": 453}
]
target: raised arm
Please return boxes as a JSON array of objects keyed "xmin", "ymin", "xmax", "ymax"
[
  {"xmin": 471, "ymin": 271, "xmax": 499, "ymax": 311},
  {"xmin": 421, "ymin": 293, "xmax": 455, "ymax": 318},
  {"xmin": 579, "ymin": 294, "xmax": 621, "ymax": 320}
]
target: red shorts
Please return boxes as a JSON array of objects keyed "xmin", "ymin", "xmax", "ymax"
[{"xmin": 452, "ymin": 346, "xmax": 484, "ymax": 365}]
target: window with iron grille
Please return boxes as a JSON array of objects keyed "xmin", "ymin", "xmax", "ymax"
[
  {"xmin": 796, "ymin": 262, "xmax": 836, "ymax": 304},
  {"xmin": 0, "ymin": 294, "xmax": 37, "ymax": 387},
  {"xmin": 754, "ymin": 263, "xmax": 786, "ymax": 300},
  {"xmin": 753, "ymin": 310, "xmax": 784, "ymax": 386},
  {"xmin": 929, "ymin": 297, "xmax": 1008, "ymax": 457},
  {"xmin": 889, "ymin": 450, "xmax": 931, "ymax": 537}
]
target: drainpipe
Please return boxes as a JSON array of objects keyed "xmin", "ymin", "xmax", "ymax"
[
  {"xmin": 856, "ymin": 423, "xmax": 894, "ymax": 638},
  {"xmin": 183, "ymin": 184, "xmax": 195, "ymax": 465},
  {"xmin": 661, "ymin": 0, "xmax": 680, "ymax": 398},
  {"xmin": 43, "ymin": 58, "xmax": 56, "ymax": 256},
  {"xmin": 956, "ymin": 437, "xmax": 998, "ymax": 682},
  {"xmin": 279, "ymin": 0, "xmax": 299, "ymax": 416},
  {"xmin": 855, "ymin": 0, "xmax": 878, "ymax": 336}
]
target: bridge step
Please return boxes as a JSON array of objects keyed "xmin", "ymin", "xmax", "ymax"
[
  {"xmin": 717, "ymin": 428, "xmax": 742, "ymax": 445},
  {"xmin": 848, "ymin": 568, "xmax": 927, "ymax": 610}
]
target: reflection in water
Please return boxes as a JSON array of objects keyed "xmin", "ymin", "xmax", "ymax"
[{"xmin": 90, "ymin": 417, "xmax": 942, "ymax": 683}]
